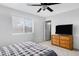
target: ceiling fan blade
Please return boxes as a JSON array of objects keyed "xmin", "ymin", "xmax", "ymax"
[
  {"xmin": 47, "ymin": 7, "xmax": 53, "ymax": 12},
  {"xmin": 37, "ymin": 8, "xmax": 42, "ymax": 12},
  {"xmin": 30, "ymin": 4, "xmax": 41, "ymax": 6},
  {"xmin": 41, "ymin": 3, "xmax": 60, "ymax": 5},
  {"xmin": 27, "ymin": 3, "xmax": 41, "ymax": 6},
  {"xmin": 48, "ymin": 3, "xmax": 60, "ymax": 5}
]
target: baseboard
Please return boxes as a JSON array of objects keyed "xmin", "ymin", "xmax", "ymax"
[{"xmin": 74, "ymin": 48, "xmax": 79, "ymax": 51}]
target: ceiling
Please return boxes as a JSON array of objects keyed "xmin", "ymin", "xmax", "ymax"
[{"xmin": 0, "ymin": 3, "xmax": 79, "ymax": 18}]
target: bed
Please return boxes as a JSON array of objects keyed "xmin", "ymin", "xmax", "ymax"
[{"xmin": 0, "ymin": 41, "xmax": 57, "ymax": 56}]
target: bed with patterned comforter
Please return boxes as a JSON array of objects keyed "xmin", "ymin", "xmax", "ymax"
[{"xmin": 0, "ymin": 41, "xmax": 57, "ymax": 56}]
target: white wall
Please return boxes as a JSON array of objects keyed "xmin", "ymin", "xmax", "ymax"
[
  {"xmin": 47, "ymin": 8, "xmax": 79, "ymax": 49},
  {"xmin": 33, "ymin": 18, "xmax": 45, "ymax": 43},
  {"xmin": 0, "ymin": 5, "xmax": 45, "ymax": 47}
]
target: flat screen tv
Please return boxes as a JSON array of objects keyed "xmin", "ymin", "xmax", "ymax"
[{"xmin": 56, "ymin": 24, "xmax": 73, "ymax": 35}]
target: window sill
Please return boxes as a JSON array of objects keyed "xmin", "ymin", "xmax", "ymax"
[{"xmin": 12, "ymin": 32, "xmax": 33, "ymax": 35}]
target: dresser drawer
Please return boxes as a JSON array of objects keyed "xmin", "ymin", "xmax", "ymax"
[
  {"xmin": 52, "ymin": 40, "xmax": 59, "ymax": 45},
  {"xmin": 52, "ymin": 35, "xmax": 59, "ymax": 39},
  {"xmin": 52, "ymin": 39, "xmax": 59, "ymax": 45},
  {"xmin": 60, "ymin": 36, "xmax": 72, "ymax": 40},
  {"xmin": 60, "ymin": 39, "xmax": 70, "ymax": 44},
  {"xmin": 53, "ymin": 39, "xmax": 59, "ymax": 42},
  {"xmin": 60, "ymin": 43, "xmax": 70, "ymax": 48}
]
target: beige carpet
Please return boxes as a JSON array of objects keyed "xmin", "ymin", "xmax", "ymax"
[{"xmin": 39, "ymin": 41, "xmax": 79, "ymax": 56}]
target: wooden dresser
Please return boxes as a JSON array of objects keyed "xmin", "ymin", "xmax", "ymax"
[{"xmin": 51, "ymin": 35, "xmax": 73, "ymax": 50}]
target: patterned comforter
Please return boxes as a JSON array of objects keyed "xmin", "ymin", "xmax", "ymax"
[{"xmin": 0, "ymin": 41, "xmax": 57, "ymax": 56}]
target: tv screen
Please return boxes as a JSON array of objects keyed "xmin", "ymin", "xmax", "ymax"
[{"xmin": 56, "ymin": 24, "xmax": 73, "ymax": 35}]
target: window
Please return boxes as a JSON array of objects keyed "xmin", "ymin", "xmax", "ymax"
[{"xmin": 12, "ymin": 16, "xmax": 33, "ymax": 34}]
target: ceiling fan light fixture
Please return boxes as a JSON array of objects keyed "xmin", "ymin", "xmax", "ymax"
[{"xmin": 27, "ymin": 3, "xmax": 60, "ymax": 12}]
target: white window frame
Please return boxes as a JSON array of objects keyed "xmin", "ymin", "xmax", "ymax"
[{"xmin": 12, "ymin": 15, "xmax": 34, "ymax": 35}]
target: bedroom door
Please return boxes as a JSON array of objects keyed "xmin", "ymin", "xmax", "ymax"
[{"xmin": 45, "ymin": 21, "xmax": 51, "ymax": 41}]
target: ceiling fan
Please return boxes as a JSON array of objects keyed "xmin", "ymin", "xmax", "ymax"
[{"xmin": 27, "ymin": 3, "xmax": 60, "ymax": 13}]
